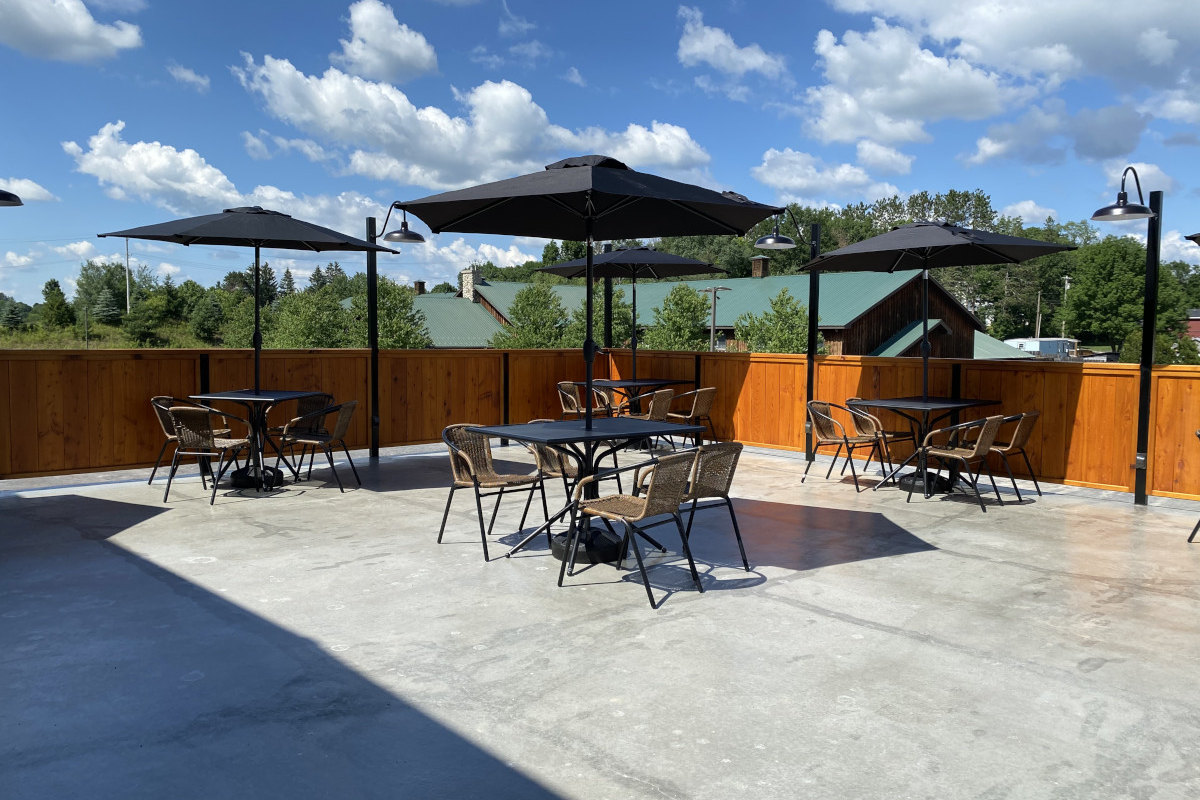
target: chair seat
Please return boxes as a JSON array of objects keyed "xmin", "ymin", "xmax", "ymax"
[
  {"xmin": 665, "ymin": 412, "xmax": 692, "ymax": 423},
  {"xmin": 577, "ymin": 493, "xmax": 646, "ymax": 521},
  {"xmin": 459, "ymin": 472, "xmax": 541, "ymax": 489},
  {"xmin": 926, "ymin": 444, "xmax": 975, "ymax": 460},
  {"xmin": 212, "ymin": 436, "xmax": 250, "ymax": 449},
  {"xmin": 817, "ymin": 434, "xmax": 876, "ymax": 446}
]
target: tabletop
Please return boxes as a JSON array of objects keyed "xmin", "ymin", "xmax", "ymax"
[
  {"xmin": 190, "ymin": 389, "xmax": 323, "ymax": 405},
  {"xmin": 847, "ymin": 396, "xmax": 998, "ymax": 415},
  {"xmin": 469, "ymin": 417, "xmax": 702, "ymax": 445},
  {"xmin": 575, "ymin": 378, "xmax": 692, "ymax": 392}
]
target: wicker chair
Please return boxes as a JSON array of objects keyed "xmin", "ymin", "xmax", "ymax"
[
  {"xmin": 667, "ymin": 387, "xmax": 716, "ymax": 448},
  {"xmin": 908, "ymin": 415, "xmax": 1005, "ymax": 511},
  {"xmin": 682, "ymin": 441, "xmax": 749, "ymax": 572},
  {"xmin": 557, "ymin": 381, "xmax": 611, "ymax": 419},
  {"xmin": 806, "ymin": 400, "xmax": 883, "ymax": 492},
  {"xmin": 149, "ymin": 396, "xmax": 233, "ymax": 484},
  {"xmin": 627, "ymin": 388, "xmax": 676, "ymax": 450},
  {"xmin": 846, "ymin": 397, "xmax": 914, "ymax": 483},
  {"xmin": 989, "ymin": 411, "xmax": 1042, "ymax": 502},
  {"xmin": 439, "ymin": 424, "xmax": 547, "ymax": 561},
  {"xmin": 561, "ymin": 450, "xmax": 701, "ymax": 608},
  {"xmin": 162, "ymin": 406, "xmax": 251, "ymax": 505},
  {"xmin": 267, "ymin": 392, "xmax": 333, "ymax": 475},
  {"xmin": 274, "ymin": 401, "xmax": 361, "ymax": 492}
]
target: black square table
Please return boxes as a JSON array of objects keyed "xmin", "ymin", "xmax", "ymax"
[
  {"xmin": 574, "ymin": 378, "xmax": 692, "ymax": 414},
  {"xmin": 847, "ymin": 396, "xmax": 998, "ymax": 493},
  {"xmin": 468, "ymin": 417, "xmax": 703, "ymax": 561},
  {"xmin": 190, "ymin": 389, "xmax": 324, "ymax": 489}
]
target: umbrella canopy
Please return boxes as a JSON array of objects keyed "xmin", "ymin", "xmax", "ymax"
[
  {"xmin": 402, "ymin": 156, "xmax": 780, "ymax": 427},
  {"xmin": 803, "ymin": 220, "xmax": 1075, "ymax": 397},
  {"xmin": 537, "ymin": 246, "xmax": 724, "ymax": 380},
  {"xmin": 100, "ymin": 206, "xmax": 397, "ymax": 391}
]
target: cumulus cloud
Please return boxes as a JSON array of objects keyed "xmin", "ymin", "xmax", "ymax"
[
  {"xmin": 855, "ymin": 140, "xmax": 913, "ymax": 174},
  {"xmin": 61, "ymin": 120, "xmax": 381, "ymax": 236},
  {"xmin": 806, "ymin": 20, "xmax": 1029, "ymax": 144},
  {"xmin": 964, "ymin": 101, "xmax": 1146, "ymax": 165},
  {"xmin": 167, "ymin": 63, "xmax": 210, "ymax": 92},
  {"xmin": 0, "ymin": 177, "xmax": 58, "ymax": 202},
  {"xmin": 469, "ymin": 46, "xmax": 504, "ymax": 70},
  {"xmin": 54, "ymin": 241, "xmax": 96, "ymax": 259},
  {"xmin": 1103, "ymin": 160, "xmax": 1177, "ymax": 195},
  {"xmin": 157, "ymin": 262, "xmax": 182, "ymax": 276},
  {"xmin": 563, "ymin": 67, "xmax": 585, "ymax": 87},
  {"xmin": 0, "ymin": 0, "xmax": 141, "ymax": 62},
  {"xmin": 331, "ymin": 0, "xmax": 437, "ymax": 83},
  {"xmin": 676, "ymin": 6, "xmax": 786, "ymax": 79},
  {"xmin": 242, "ymin": 129, "xmax": 333, "ymax": 162},
  {"xmin": 1160, "ymin": 230, "xmax": 1200, "ymax": 265},
  {"xmin": 232, "ymin": 55, "xmax": 710, "ymax": 189},
  {"xmin": 751, "ymin": 148, "xmax": 897, "ymax": 206},
  {"xmin": 828, "ymin": 0, "xmax": 1200, "ymax": 88},
  {"xmin": 1141, "ymin": 88, "xmax": 1200, "ymax": 124},
  {"xmin": 4, "ymin": 251, "xmax": 34, "ymax": 268},
  {"xmin": 1001, "ymin": 200, "xmax": 1057, "ymax": 225}
]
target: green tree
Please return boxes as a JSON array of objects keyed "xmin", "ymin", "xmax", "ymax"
[
  {"xmin": 323, "ymin": 262, "xmax": 351, "ymax": 298},
  {"xmin": 489, "ymin": 283, "xmax": 568, "ymax": 348},
  {"xmin": 221, "ymin": 269, "xmax": 252, "ymax": 295},
  {"xmin": 1, "ymin": 303, "xmax": 24, "ymax": 330},
  {"xmin": 188, "ymin": 294, "xmax": 225, "ymax": 343},
  {"xmin": 91, "ymin": 288, "xmax": 123, "ymax": 324},
  {"xmin": 123, "ymin": 293, "xmax": 171, "ymax": 345},
  {"xmin": 1119, "ymin": 328, "xmax": 1200, "ymax": 366},
  {"xmin": 563, "ymin": 287, "xmax": 633, "ymax": 348},
  {"xmin": 40, "ymin": 279, "xmax": 75, "ymax": 328},
  {"xmin": 177, "ymin": 279, "xmax": 206, "ymax": 317},
  {"xmin": 308, "ymin": 265, "xmax": 327, "ymax": 292},
  {"xmin": 253, "ymin": 263, "xmax": 279, "ymax": 306},
  {"xmin": 74, "ymin": 260, "xmax": 151, "ymax": 317},
  {"xmin": 641, "ymin": 284, "xmax": 709, "ymax": 351},
  {"xmin": 218, "ymin": 295, "xmax": 261, "ymax": 347},
  {"xmin": 346, "ymin": 278, "xmax": 432, "ymax": 348},
  {"xmin": 265, "ymin": 288, "xmax": 347, "ymax": 348},
  {"xmin": 541, "ymin": 241, "xmax": 562, "ymax": 265},
  {"xmin": 280, "ymin": 268, "xmax": 296, "ymax": 296},
  {"xmin": 1065, "ymin": 236, "xmax": 1189, "ymax": 356},
  {"xmin": 733, "ymin": 288, "xmax": 821, "ymax": 353},
  {"xmin": 430, "ymin": 281, "xmax": 456, "ymax": 293}
]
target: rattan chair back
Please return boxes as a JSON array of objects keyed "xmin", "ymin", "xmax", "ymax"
[
  {"xmin": 557, "ymin": 382, "xmax": 583, "ymax": 416},
  {"xmin": 638, "ymin": 450, "xmax": 696, "ymax": 520},
  {"xmin": 170, "ymin": 406, "xmax": 218, "ymax": 451},
  {"xmin": 524, "ymin": 418, "xmax": 573, "ymax": 476},
  {"xmin": 1003, "ymin": 410, "xmax": 1039, "ymax": 452},
  {"xmin": 686, "ymin": 387, "xmax": 716, "ymax": 418},
  {"xmin": 961, "ymin": 415, "xmax": 1004, "ymax": 458},
  {"xmin": 845, "ymin": 398, "xmax": 882, "ymax": 439},
  {"xmin": 151, "ymin": 396, "xmax": 176, "ymax": 438},
  {"xmin": 687, "ymin": 441, "xmax": 742, "ymax": 501},
  {"xmin": 293, "ymin": 393, "xmax": 334, "ymax": 434},
  {"xmin": 643, "ymin": 388, "xmax": 674, "ymax": 422},
  {"xmin": 325, "ymin": 401, "xmax": 357, "ymax": 441},
  {"xmin": 442, "ymin": 423, "xmax": 493, "ymax": 485},
  {"xmin": 808, "ymin": 400, "xmax": 844, "ymax": 442}
]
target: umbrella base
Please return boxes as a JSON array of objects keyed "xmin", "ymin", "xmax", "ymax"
[
  {"xmin": 550, "ymin": 526, "xmax": 622, "ymax": 564},
  {"xmin": 896, "ymin": 471, "xmax": 955, "ymax": 494},
  {"xmin": 229, "ymin": 465, "xmax": 285, "ymax": 490}
]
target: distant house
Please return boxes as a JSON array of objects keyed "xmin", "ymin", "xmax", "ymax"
[
  {"xmin": 1002, "ymin": 337, "xmax": 1079, "ymax": 359},
  {"xmin": 459, "ymin": 254, "xmax": 984, "ymax": 358},
  {"xmin": 1188, "ymin": 309, "xmax": 1200, "ymax": 343}
]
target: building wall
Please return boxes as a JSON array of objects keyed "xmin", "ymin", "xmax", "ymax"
[{"xmin": 838, "ymin": 278, "xmax": 977, "ymax": 358}]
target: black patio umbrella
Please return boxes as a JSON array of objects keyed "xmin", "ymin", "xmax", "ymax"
[
  {"xmin": 401, "ymin": 155, "xmax": 780, "ymax": 427},
  {"xmin": 100, "ymin": 206, "xmax": 397, "ymax": 391},
  {"xmin": 803, "ymin": 220, "xmax": 1075, "ymax": 398},
  {"xmin": 537, "ymin": 246, "xmax": 724, "ymax": 381}
]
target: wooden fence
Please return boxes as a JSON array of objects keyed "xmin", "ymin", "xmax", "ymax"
[{"xmin": 1, "ymin": 347, "xmax": 1197, "ymax": 500}]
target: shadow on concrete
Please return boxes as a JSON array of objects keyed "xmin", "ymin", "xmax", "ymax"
[
  {"xmin": 731, "ymin": 498, "xmax": 937, "ymax": 571},
  {"xmin": 0, "ymin": 495, "xmax": 564, "ymax": 800}
]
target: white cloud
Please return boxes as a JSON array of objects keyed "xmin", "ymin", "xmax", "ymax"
[
  {"xmin": 1001, "ymin": 200, "xmax": 1057, "ymax": 225},
  {"xmin": 964, "ymin": 101, "xmax": 1146, "ymax": 165},
  {"xmin": 509, "ymin": 40, "xmax": 551, "ymax": 64},
  {"xmin": 498, "ymin": 0, "xmax": 534, "ymax": 37},
  {"xmin": 1141, "ymin": 88, "xmax": 1200, "ymax": 124},
  {"xmin": 676, "ymin": 6, "xmax": 786, "ymax": 79},
  {"xmin": 232, "ymin": 55, "xmax": 710, "ymax": 190},
  {"xmin": 61, "ymin": 120, "xmax": 383, "ymax": 237},
  {"xmin": 167, "ymin": 63, "xmax": 210, "ymax": 93},
  {"xmin": 563, "ymin": 67, "xmax": 585, "ymax": 87},
  {"xmin": 242, "ymin": 131, "xmax": 271, "ymax": 160},
  {"xmin": 1103, "ymin": 160, "xmax": 1177, "ymax": 195},
  {"xmin": 157, "ymin": 262, "xmax": 182, "ymax": 276},
  {"xmin": 0, "ymin": 0, "xmax": 141, "ymax": 62},
  {"xmin": 4, "ymin": 251, "xmax": 33, "ymax": 268},
  {"xmin": 469, "ymin": 46, "xmax": 504, "ymax": 70},
  {"xmin": 1160, "ymin": 230, "xmax": 1200, "ymax": 265},
  {"xmin": 54, "ymin": 241, "xmax": 96, "ymax": 259},
  {"xmin": 693, "ymin": 74, "xmax": 750, "ymax": 103},
  {"xmin": 0, "ymin": 177, "xmax": 58, "ymax": 202},
  {"xmin": 242, "ymin": 130, "xmax": 334, "ymax": 162},
  {"xmin": 828, "ymin": 0, "xmax": 1200, "ymax": 87},
  {"xmin": 806, "ymin": 21, "xmax": 1029, "ymax": 144},
  {"xmin": 855, "ymin": 140, "xmax": 912, "ymax": 174},
  {"xmin": 331, "ymin": 0, "xmax": 437, "ymax": 83},
  {"xmin": 751, "ymin": 148, "xmax": 897, "ymax": 204},
  {"xmin": 418, "ymin": 236, "xmax": 538, "ymax": 276}
]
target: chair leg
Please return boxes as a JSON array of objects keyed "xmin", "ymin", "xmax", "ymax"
[
  {"xmin": 486, "ymin": 487, "xmax": 505, "ymax": 537},
  {"xmin": 966, "ymin": 460, "xmax": 987, "ymax": 513},
  {"xmin": 557, "ymin": 510, "xmax": 584, "ymax": 586},
  {"xmin": 825, "ymin": 442, "xmax": 844, "ymax": 479},
  {"xmin": 321, "ymin": 446, "xmax": 344, "ymax": 492},
  {"xmin": 438, "ymin": 486, "xmax": 456, "ymax": 543},
  {"xmin": 211, "ymin": 450, "xmax": 238, "ymax": 505},
  {"xmin": 1189, "ymin": 517, "xmax": 1200, "ymax": 543},
  {"xmin": 473, "ymin": 485, "xmax": 491, "ymax": 562},
  {"xmin": 671, "ymin": 514, "xmax": 703, "ymax": 593},
  {"xmin": 726, "ymin": 498, "xmax": 750, "ymax": 571},
  {"xmin": 982, "ymin": 461, "xmax": 1002, "ymax": 504},
  {"xmin": 340, "ymin": 442, "xmax": 361, "ymax": 485},
  {"xmin": 1019, "ymin": 449, "xmax": 1043, "ymax": 496},
  {"xmin": 999, "ymin": 453, "xmax": 1023, "ymax": 503},
  {"xmin": 625, "ymin": 521, "xmax": 657, "ymax": 609},
  {"xmin": 517, "ymin": 482, "xmax": 537, "ymax": 530},
  {"xmin": 148, "ymin": 440, "xmax": 171, "ymax": 484},
  {"xmin": 843, "ymin": 440, "xmax": 860, "ymax": 492},
  {"xmin": 163, "ymin": 451, "xmax": 182, "ymax": 503}
]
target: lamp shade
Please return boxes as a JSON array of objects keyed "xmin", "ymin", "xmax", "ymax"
[
  {"xmin": 1092, "ymin": 192, "xmax": 1154, "ymax": 221},
  {"xmin": 382, "ymin": 219, "xmax": 425, "ymax": 243},
  {"xmin": 754, "ymin": 219, "xmax": 796, "ymax": 250}
]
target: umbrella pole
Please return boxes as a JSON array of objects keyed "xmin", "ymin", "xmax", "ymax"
[
  {"xmin": 254, "ymin": 244, "xmax": 262, "ymax": 393},
  {"xmin": 584, "ymin": 222, "xmax": 594, "ymax": 431},
  {"xmin": 921, "ymin": 267, "xmax": 930, "ymax": 400},
  {"xmin": 630, "ymin": 277, "xmax": 638, "ymax": 382}
]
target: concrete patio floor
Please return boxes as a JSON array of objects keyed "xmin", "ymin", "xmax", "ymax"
[{"xmin": 3, "ymin": 443, "xmax": 1199, "ymax": 799}]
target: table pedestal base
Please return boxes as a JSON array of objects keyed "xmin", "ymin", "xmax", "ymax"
[
  {"xmin": 896, "ymin": 471, "xmax": 955, "ymax": 494},
  {"xmin": 230, "ymin": 465, "xmax": 285, "ymax": 490},
  {"xmin": 550, "ymin": 527, "xmax": 622, "ymax": 564}
]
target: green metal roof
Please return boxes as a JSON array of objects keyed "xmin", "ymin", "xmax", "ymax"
[
  {"xmin": 473, "ymin": 271, "xmax": 931, "ymax": 329},
  {"xmin": 870, "ymin": 319, "xmax": 947, "ymax": 357},
  {"xmin": 413, "ymin": 294, "xmax": 503, "ymax": 348},
  {"xmin": 974, "ymin": 331, "xmax": 1036, "ymax": 359}
]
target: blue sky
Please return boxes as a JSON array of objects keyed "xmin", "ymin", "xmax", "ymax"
[{"xmin": 1, "ymin": 0, "xmax": 1198, "ymax": 305}]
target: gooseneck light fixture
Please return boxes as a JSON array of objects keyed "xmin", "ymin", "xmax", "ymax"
[
  {"xmin": 380, "ymin": 202, "xmax": 426, "ymax": 244},
  {"xmin": 755, "ymin": 211, "xmax": 820, "ymax": 461},
  {"xmin": 1091, "ymin": 166, "xmax": 1160, "ymax": 505}
]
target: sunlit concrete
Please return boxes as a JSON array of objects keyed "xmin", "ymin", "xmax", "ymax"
[{"xmin": 3, "ymin": 444, "xmax": 1198, "ymax": 799}]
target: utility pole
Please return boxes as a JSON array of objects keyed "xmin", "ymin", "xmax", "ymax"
[
  {"xmin": 1034, "ymin": 290, "xmax": 1042, "ymax": 338},
  {"xmin": 1061, "ymin": 275, "xmax": 1070, "ymax": 337},
  {"xmin": 701, "ymin": 286, "xmax": 731, "ymax": 351}
]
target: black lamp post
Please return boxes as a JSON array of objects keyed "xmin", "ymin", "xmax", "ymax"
[
  {"xmin": 755, "ymin": 211, "xmax": 821, "ymax": 461},
  {"xmin": 0, "ymin": 189, "xmax": 22, "ymax": 206},
  {"xmin": 1091, "ymin": 166, "xmax": 1159, "ymax": 506},
  {"xmin": 366, "ymin": 203, "xmax": 427, "ymax": 458}
]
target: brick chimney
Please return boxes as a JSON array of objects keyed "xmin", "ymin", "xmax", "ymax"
[
  {"xmin": 751, "ymin": 255, "xmax": 769, "ymax": 278},
  {"xmin": 460, "ymin": 266, "xmax": 481, "ymax": 301},
  {"xmin": 413, "ymin": 280, "xmax": 426, "ymax": 295}
]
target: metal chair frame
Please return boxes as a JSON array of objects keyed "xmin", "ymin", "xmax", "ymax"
[
  {"xmin": 806, "ymin": 401, "xmax": 883, "ymax": 492},
  {"xmin": 908, "ymin": 415, "xmax": 1005, "ymax": 512},
  {"xmin": 162, "ymin": 406, "xmax": 251, "ymax": 505},
  {"xmin": 275, "ymin": 401, "xmax": 361, "ymax": 492},
  {"xmin": 990, "ymin": 411, "xmax": 1043, "ymax": 502}
]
